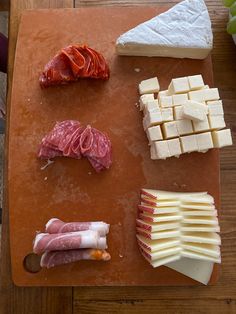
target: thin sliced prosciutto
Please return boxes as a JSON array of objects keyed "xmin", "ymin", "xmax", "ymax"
[
  {"xmin": 33, "ymin": 230, "xmax": 107, "ymax": 254},
  {"xmin": 39, "ymin": 45, "xmax": 109, "ymax": 88},
  {"xmin": 38, "ymin": 120, "xmax": 112, "ymax": 172},
  {"xmin": 46, "ymin": 218, "xmax": 110, "ymax": 237},
  {"xmin": 40, "ymin": 249, "xmax": 111, "ymax": 268}
]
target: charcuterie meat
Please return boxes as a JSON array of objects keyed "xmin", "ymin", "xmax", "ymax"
[
  {"xmin": 33, "ymin": 230, "xmax": 107, "ymax": 254},
  {"xmin": 40, "ymin": 249, "xmax": 111, "ymax": 268},
  {"xmin": 46, "ymin": 218, "xmax": 110, "ymax": 237},
  {"xmin": 38, "ymin": 120, "xmax": 112, "ymax": 172},
  {"xmin": 39, "ymin": 45, "xmax": 109, "ymax": 88}
]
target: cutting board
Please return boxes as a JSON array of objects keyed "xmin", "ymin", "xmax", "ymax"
[{"xmin": 9, "ymin": 7, "xmax": 220, "ymax": 286}]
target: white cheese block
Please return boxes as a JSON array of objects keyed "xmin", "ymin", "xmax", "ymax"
[
  {"xmin": 192, "ymin": 117, "xmax": 210, "ymax": 132},
  {"xmin": 188, "ymin": 75, "xmax": 205, "ymax": 90},
  {"xmin": 196, "ymin": 132, "xmax": 214, "ymax": 152},
  {"xmin": 139, "ymin": 94, "xmax": 155, "ymax": 110},
  {"xmin": 139, "ymin": 77, "xmax": 160, "ymax": 94},
  {"xmin": 143, "ymin": 110, "xmax": 162, "ymax": 130},
  {"xmin": 136, "ymin": 219, "xmax": 180, "ymax": 232},
  {"xmin": 146, "ymin": 125, "xmax": 163, "ymax": 143},
  {"xmin": 116, "ymin": 0, "xmax": 213, "ymax": 59},
  {"xmin": 153, "ymin": 140, "xmax": 171, "ymax": 159},
  {"xmin": 172, "ymin": 93, "xmax": 188, "ymax": 106},
  {"xmin": 161, "ymin": 108, "xmax": 174, "ymax": 122},
  {"xmin": 168, "ymin": 77, "xmax": 190, "ymax": 95},
  {"xmin": 159, "ymin": 95, "xmax": 173, "ymax": 108},
  {"xmin": 180, "ymin": 135, "xmax": 198, "ymax": 153},
  {"xmin": 136, "ymin": 234, "xmax": 180, "ymax": 252},
  {"xmin": 208, "ymin": 115, "xmax": 226, "ymax": 130},
  {"xmin": 137, "ymin": 227, "xmax": 180, "ymax": 240},
  {"xmin": 189, "ymin": 88, "xmax": 220, "ymax": 102},
  {"xmin": 166, "ymin": 257, "xmax": 214, "ymax": 285},
  {"xmin": 167, "ymin": 138, "xmax": 182, "ymax": 157},
  {"xmin": 182, "ymin": 100, "xmax": 208, "ymax": 121},
  {"xmin": 173, "ymin": 106, "xmax": 185, "ymax": 120},
  {"xmin": 176, "ymin": 120, "xmax": 193, "ymax": 135},
  {"xmin": 207, "ymin": 100, "xmax": 224, "ymax": 116},
  {"xmin": 212, "ymin": 129, "xmax": 233, "ymax": 148},
  {"xmin": 158, "ymin": 90, "xmax": 169, "ymax": 100},
  {"xmin": 144, "ymin": 100, "xmax": 160, "ymax": 115},
  {"xmin": 162, "ymin": 121, "xmax": 179, "ymax": 139}
]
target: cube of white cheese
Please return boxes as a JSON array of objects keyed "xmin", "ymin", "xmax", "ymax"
[
  {"xmin": 139, "ymin": 94, "xmax": 155, "ymax": 111},
  {"xmin": 189, "ymin": 88, "xmax": 220, "ymax": 102},
  {"xmin": 176, "ymin": 120, "xmax": 193, "ymax": 135},
  {"xmin": 208, "ymin": 115, "xmax": 226, "ymax": 130},
  {"xmin": 161, "ymin": 108, "xmax": 174, "ymax": 122},
  {"xmin": 212, "ymin": 129, "xmax": 233, "ymax": 148},
  {"xmin": 173, "ymin": 106, "xmax": 184, "ymax": 120},
  {"xmin": 196, "ymin": 132, "xmax": 214, "ymax": 152},
  {"xmin": 139, "ymin": 77, "xmax": 160, "ymax": 95},
  {"xmin": 180, "ymin": 135, "xmax": 198, "ymax": 153},
  {"xmin": 146, "ymin": 126, "xmax": 163, "ymax": 143},
  {"xmin": 162, "ymin": 121, "xmax": 179, "ymax": 139},
  {"xmin": 153, "ymin": 141, "xmax": 170, "ymax": 159},
  {"xmin": 172, "ymin": 93, "xmax": 189, "ymax": 106},
  {"xmin": 188, "ymin": 75, "xmax": 205, "ymax": 91},
  {"xmin": 144, "ymin": 99, "xmax": 159, "ymax": 114},
  {"xmin": 207, "ymin": 100, "xmax": 224, "ymax": 116},
  {"xmin": 159, "ymin": 95, "xmax": 173, "ymax": 108},
  {"xmin": 192, "ymin": 117, "xmax": 210, "ymax": 132},
  {"xmin": 182, "ymin": 100, "xmax": 208, "ymax": 121},
  {"xmin": 158, "ymin": 90, "xmax": 169, "ymax": 99},
  {"xmin": 150, "ymin": 144, "xmax": 157, "ymax": 160},
  {"xmin": 167, "ymin": 138, "xmax": 182, "ymax": 157},
  {"xmin": 168, "ymin": 77, "xmax": 190, "ymax": 95},
  {"xmin": 143, "ymin": 110, "xmax": 162, "ymax": 130}
]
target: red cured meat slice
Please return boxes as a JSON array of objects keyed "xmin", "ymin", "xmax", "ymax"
[
  {"xmin": 38, "ymin": 120, "xmax": 112, "ymax": 172},
  {"xmin": 39, "ymin": 45, "xmax": 109, "ymax": 88},
  {"xmin": 45, "ymin": 218, "xmax": 109, "ymax": 236},
  {"xmin": 40, "ymin": 249, "xmax": 111, "ymax": 268},
  {"xmin": 33, "ymin": 230, "xmax": 107, "ymax": 254}
]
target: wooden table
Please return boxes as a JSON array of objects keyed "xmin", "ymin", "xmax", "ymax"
[{"xmin": 1, "ymin": 1, "xmax": 236, "ymax": 313}]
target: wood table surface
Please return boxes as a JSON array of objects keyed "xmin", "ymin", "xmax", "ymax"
[{"xmin": 0, "ymin": 0, "xmax": 236, "ymax": 313}]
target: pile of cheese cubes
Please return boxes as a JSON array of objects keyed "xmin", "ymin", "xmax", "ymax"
[
  {"xmin": 137, "ymin": 189, "xmax": 221, "ymax": 275},
  {"xmin": 139, "ymin": 75, "xmax": 233, "ymax": 160}
]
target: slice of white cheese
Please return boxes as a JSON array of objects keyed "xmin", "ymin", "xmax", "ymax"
[
  {"xmin": 116, "ymin": 0, "xmax": 213, "ymax": 59},
  {"xmin": 140, "ymin": 246, "xmax": 182, "ymax": 262},
  {"xmin": 166, "ymin": 257, "xmax": 214, "ymax": 285},
  {"xmin": 136, "ymin": 219, "xmax": 180, "ymax": 232},
  {"xmin": 137, "ymin": 227, "xmax": 180, "ymax": 240},
  {"xmin": 136, "ymin": 234, "xmax": 180, "ymax": 252}
]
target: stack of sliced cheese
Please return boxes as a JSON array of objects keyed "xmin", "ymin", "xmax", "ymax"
[
  {"xmin": 137, "ymin": 189, "xmax": 221, "ymax": 284},
  {"xmin": 138, "ymin": 75, "xmax": 233, "ymax": 160}
]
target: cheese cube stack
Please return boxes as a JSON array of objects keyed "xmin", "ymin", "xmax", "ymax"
[
  {"xmin": 138, "ymin": 75, "xmax": 233, "ymax": 160},
  {"xmin": 136, "ymin": 189, "xmax": 221, "ymax": 284}
]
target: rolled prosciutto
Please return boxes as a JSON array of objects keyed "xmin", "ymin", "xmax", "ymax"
[
  {"xmin": 33, "ymin": 230, "xmax": 107, "ymax": 254},
  {"xmin": 40, "ymin": 249, "xmax": 111, "ymax": 268},
  {"xmin": 45, "ymin": 218, "xmax": 110, "ymax": 237}
]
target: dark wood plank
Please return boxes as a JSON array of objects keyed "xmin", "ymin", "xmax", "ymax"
[
  {"xmin": 0, "ymin": 2, "xmax": 74, "ymax": 313},
  {"xmin": 0, "ymin": 0, "xmax": 9, "ymax": 11}
]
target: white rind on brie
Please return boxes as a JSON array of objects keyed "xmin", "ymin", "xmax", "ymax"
[{"xmin": 116, "ymin": 0, "xmax": 213, "ymax": 60}]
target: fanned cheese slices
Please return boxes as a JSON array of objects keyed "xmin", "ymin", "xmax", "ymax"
[
  {"xmin": 116, "ymin": 0, "xmax": 213, "ymax": 60},
  {"xmin": 136, "ymin": 189, "xmax": 221, "ymax": 284}
]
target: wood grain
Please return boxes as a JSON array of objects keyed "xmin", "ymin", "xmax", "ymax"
[
  {"xmin": 0, "ymin": 0, "xmax": 9, "ymax": 11},
  {"xmin": 1, "ymin": 0, "xmax": 236, "ymax": 313}
]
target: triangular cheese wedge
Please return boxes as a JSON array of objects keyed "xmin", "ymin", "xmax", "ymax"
[{"xmin": 116, "ymin": 0, "xmax": 213, "ymax": 60}]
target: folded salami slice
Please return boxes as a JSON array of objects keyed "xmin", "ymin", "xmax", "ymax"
[
  {"xmin": 40, "ymin": 249, "xmax": 111, "ymax": 268},
  {"xmin": 45, "ymin": 218, "xmax": 110, "ymax": 237},
  {"xmin": 39, "ymin": 45, "xmax": 109, "ymax": 88},
  {"xmin": 33, "ymin": 230, "xmax": 107, "ymax": 254},
  {"xmin": 38, "ymin": 120, "xmax": 112, "ymax": 172}
]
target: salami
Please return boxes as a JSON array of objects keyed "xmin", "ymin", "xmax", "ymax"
[
  {"xmin": 39, "ymin": 45, "xmax": 109, "ymax": 88},
  {"xmin": 46, "ymin": 218, "xmax": 110, "ymax": 237},
  {"xmin": 38, "ymin": 120, "xmax": 112, "ymax": 172},
  {"xmin": 40, "ymin": 249, "xmax": 111, "ymax": 268},
  {"xmin": 33, "ymin": 230, "xmax": 107, "ymax": 254}
]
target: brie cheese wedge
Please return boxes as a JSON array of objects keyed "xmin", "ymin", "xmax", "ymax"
[{"xmin": 116, "ymin": 0, "xmax": 213, "ymax": 59}]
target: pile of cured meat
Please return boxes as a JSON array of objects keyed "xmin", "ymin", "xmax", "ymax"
[
  {"xmin": 38, "ymin": 120, "xmax": 112, "ymax": 172},
  {"xmin": 33, "ymin": 218, "xmax": 111, "ymax": 268},
  {"xmin": 39, "ymin": 45, "xmax": 110, "ymax": 88}
]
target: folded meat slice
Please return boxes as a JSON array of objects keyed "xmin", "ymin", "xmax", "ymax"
[
  {"xmin": 40, "ymin": 249, "xmax": 111, "ymax": 268},
  {"xmin": 45, "ymin": 218, "xmax": 110, "ymax": 237},
  {"xmin": 33, "ymin": 230, "xmax": 107, "ymax": 254},
  {"xmin": 39, "ymin": 45, "xmax": 109, "ymax": 88}
]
